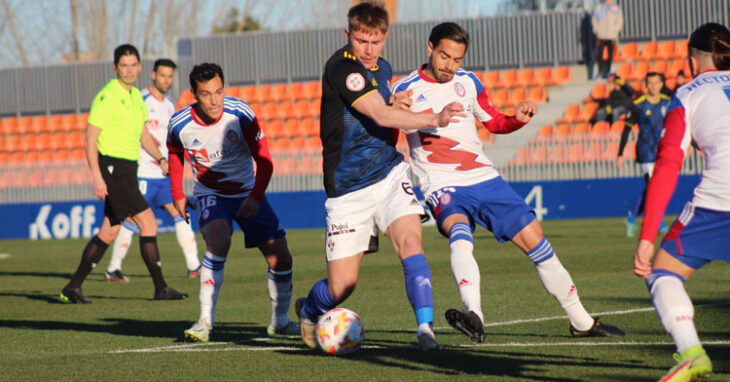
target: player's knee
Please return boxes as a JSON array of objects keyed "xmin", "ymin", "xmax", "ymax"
[
  {"xmin": 263, "ymin": 239, "xmax": 293, "ymax": 270},
  {"xmin": 396, "ymin": 234, "xmax": 423, "ymax": 257},
  {"xmin": 98, "ymin": 224, "xmax": 121, "ymax": 243}
]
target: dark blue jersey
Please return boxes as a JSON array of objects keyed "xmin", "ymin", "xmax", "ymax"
[
  {"xmin": 320, "ymin": 45, "xmax": 402, "ymax": 197},
  {"xmin": 618, "ymin": 93, "xmax": 671, "ymax": 163}
]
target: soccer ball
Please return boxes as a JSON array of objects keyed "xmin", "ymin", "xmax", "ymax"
[{"xmin": 315, "ymin": 308, "xmax": 364, "ymax": 355}]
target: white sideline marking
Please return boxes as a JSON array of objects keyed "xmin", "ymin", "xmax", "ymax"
[
  {"xmin": 0, "ymin": 253, "xmax": 10, "ymax": 259},
  {"xmin": 109, "ymin": 303, "xmax": 730, "ymax": 354}
]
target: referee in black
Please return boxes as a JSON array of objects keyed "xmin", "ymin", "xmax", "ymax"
[{"xmin": 60, "ymin": 44, "xmax": 187, "ymax": 303}]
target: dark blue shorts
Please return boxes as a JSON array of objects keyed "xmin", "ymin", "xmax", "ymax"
[
  {"xmin": 196, "ymin": 194, "xmax": 286, "ymax": 248},
  {"xmin": 661, "ymin": 203, "xmax": 730, "ymax": 269},
  {"xmin": 425, "ymin": 177, "xmax": 535, "ymax": 242},
  {"xmin": 138, "ymin": 178, "xmax": 173, "ymax": 209}
]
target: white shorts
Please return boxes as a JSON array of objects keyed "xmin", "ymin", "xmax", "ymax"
[
  {"xmin": 641, "ymin": 162, "xmax": 655, "ymax": 177},
  {"xmin": 324, "ymin": 162, "xmax": 423, "ymax": 261}
]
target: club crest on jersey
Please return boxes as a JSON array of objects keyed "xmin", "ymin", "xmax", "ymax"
[
  {"xmin": 346, "ymin": 73, "xmax": 366, "ymax": 92},
  {"xmin": 440, "ymin": 193, "xmax": 452, "ymax": 205},
  {"xmin": 226, "ymin": 129, "xmax": 239, "ymax": 144},
  {"xmin": 454, "ymin": 82, "xmax": 466, "ymax": 97}
]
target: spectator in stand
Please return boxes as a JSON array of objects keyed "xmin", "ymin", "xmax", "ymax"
[
  {"xmin": 592, "ymin": 0, "xmax": 624, "ymax": 79},
  {"xmin": 581, "ymin": 9, "xmax": 598, "ymax": 80},
  {"xmin": 595, "ymin": 75, "xmax": 634, "ymax": 123}
]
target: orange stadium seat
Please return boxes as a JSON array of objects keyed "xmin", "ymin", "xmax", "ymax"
[
  {"xmin": 585, "ymin": 83, "xmax": 608, "ymax": 103},
  {"xmin": 224, "ymin": 86, "xmax": 241, "ymax": 98},
  {"xmin": 48, "ymin": 114, "xmax": 63, "ymax": 132},
  {"xmin": 640, "ymin": 41, "xmax": 658, "ymax": 61},
  {"xmin": 75, "ymin": 113, "xmax": 89, "ymax": 130},
  {"xmin": 55, "ymin": 149, "xmax": 71, "ymax": 161},
  {"xmin": 491, "ymin": 89, "xmax": 510, "ymax": 108},
  {"xmin": 249, "ymin": 102, "xmax": 263, "ymax": 117},
  {"xmin": 610, "ymin": 121, "xmax": 626, "ymax": 138},
  {"xmin": 510, "ymin": 88, "xmax": 527, "ymax": 106},
  {"xmin": 591, "ymin": 121, "xmax": 610, "ymax": 140},
  {"xmin": 38, "ymin": 150, "xmax": 55, "ymax": 162},
  {"xmin": 292, "ymin": 100, "xmax": 310, "ymax": 119},
  {"xmin": 668, "ymin": 58, "xmax": 690, "ymax": 78},
  {"xmin": 629, "ymin": 80, "xmax": 643, "ymax": 93},
  {"xmin": 482, "ymin": 70, "xmax": 504, "ymax": 89},
  {"xmin": 501, "ymin": 69, "xmax": 519, "ymax": 88},
  {"xmin": 4, "ymin": 134, "xmax": 20, "ymax": 152},
  {"xmin": 59, "ymin": 113, "xmax": 76, "ymax": 131},
  {"xmin": 502, "ymin": 107, "xmax": 516, "ymax": 116},
  {"xmin": 307, "ymin": 99, "xmax": 321, "ymax": 118},
  {"xmin": 271, "ymin": 83, "xmax": 288, "ymax": 102},
  {"xmin": 178, "ymin": 89, "xmax": 194, "ymax": 106},
  {"xmin": 576, "ymin": 102, "xmax": 599, "ymax": 123},
  {"xmin": 629, "ymin": 61, "xmax": 649, "ymax": 81},
  {"xmin": 304, "ymin": 136, "xmax": 321, "ymax": 149},
  {"xmin": 34, "ymin": 133, "xmax": 52, "ymax": 151},
  {"xmin": 665, "ymin": 78, "xmax": 676, "ymax": 91},
  {"xmin": 261, "ymin": 102, "xmax": 278, "ymax": 121},
  {"xmin": 302, "ymin": 117, "xmax": 319, "ymax": 137},
  {"xmin": 274, "ymin": 101, "xmax": 294, "ymax": 120},
  {"xmin": 19, "ymin": 134, "xmax": 36, "ymax": 151},
  {"xmin": 527, "ymin": 87, "xmax": 547, "ymax": 104},
  {"xmin": 70, "ymin": 148, "xmax": 85, "ymax": 159},
  {"xmin": 616, "ymin": 63, "xmax": 633, "ymax": 80},
  {"xmin": 258, "ymin": 84, "xmax": 274, "ymax": 103},
  {"xmin": 556, "ymin": 104, "xmax": 580, "ymax": 124},
  {"xmin": 534, "ymin": 67, "xmax": 555, "ymax": 86},
  {"xmin": 4, "ymin": 117, "xmax": 20, "ymax": 135},
  {"xmin": 19, "ymin": 116, "xmax": 34, "ymax": 134},
  {"xmin": 241, "ymin": 85, "xmax": 258, "ymax": 102},
  {"xmin": 657, "ymin": 40, "xmax": 676, "ymax": 60},
  {"xmin": 280, "ymin": 119, "xmax": 299, "ymax": 138},
  {"xmin": 263, "ymin": 119, "xmax": 285, "ymax": 138},
  {"xmin": 288, "ymin": 82, "xmax": 305, "ymax": 101},
  {"xmin": 554, "ymin": 66, "xmax": 571, "ymax": 84},
  {"xmin": 673, "ymin": 40, "xmax": 689, "ymax": 59},
  {"xmin": 519, "ymin": 68, "xmax": 535, "ymax": 87},
  {"xmin": 650, "ymin": 60, "xmax": 668, "ymax": 75},
  {"xmin": 618, "ymin": 42, "xmax": 639, "ymax": 62},
  {"xmin": 303, "ymin": 81, "xmax": 322, "ymax": 100},
  {"xmin": 69, "ymin": 131, "xmax": 85, "ymax": 149},
  {"xmin": 573, "ymin": 123, "xmax": 591, "ymax": 140},
  {"xmin": 537, "ymin": 125, "xmax": 553, "ymax": 141},
  {"xmin": 555, "ymin": 123, "xmax": 573, "ymax": 141}
]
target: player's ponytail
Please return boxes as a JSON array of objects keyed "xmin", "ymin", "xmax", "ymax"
[{"xmin": 689, "ymin": 23, "xmax": 730, "ymax": 70}]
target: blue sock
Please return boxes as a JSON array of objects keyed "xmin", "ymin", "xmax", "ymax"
[
  {"xmin": 302, "ymin": 279, "xmax": 336, "ymax": 319},
  {"xmin": 448, "ymin": 222, "xmax": 473, "ymax": 244},
  {"xmin": 526, "ymin": 237, "xmax": 555, "ymax": 264},
  {"xmin": 402, "ymin": 254, "xmax": 434, "ymax": 327}
]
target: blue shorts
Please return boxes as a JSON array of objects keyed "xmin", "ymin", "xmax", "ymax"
[
  {"xmin": 196, "ymin": 194, "xmax": 286, "ymax": 248},
  {"xmin": 138, "ymin": 178, "xmax": 173, "ymax": 209},
  {"xmin": 661, "ymin": 203, "xmax": 730, "ymax": 269},
  {"xmin": 426, "ymin": 177, "xmax": 535, "ymax": 242}
]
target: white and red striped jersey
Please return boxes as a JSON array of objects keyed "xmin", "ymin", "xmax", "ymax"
[
  {"xmin": 138, "ymin": 88, "xmax": 176, "ymax": 179},
  {"xmin": 167, "ymin": 96, "xmax": 273, "ymax": 201},
  {"xmin": 640, "ymin": 70, "xmax": 730, "ymax": 242},
  {"xmin": 392, "ymin": 66, "xmax": 525, "ymax": 196}
]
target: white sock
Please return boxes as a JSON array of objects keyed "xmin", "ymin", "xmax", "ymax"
[
  {"xmin": 199, "ymin": 251, "xmax": 226, "ymax": 326},
  {"xmin": 536, "ymin": 255, "xmax": 594, "ymax": 331},
  {"xmin": 268, "ymin": 268, "xmax": 293, "ymax": 328},
  {"xmin": 450, "ymin": 239, "xmax": 483, "ymax": 322},
  {"xmin": 174, "ymin": 218, "xmax": 200, "ymax": 271},
  {"xmin": 107, "ymin": 225, "xmax": 134, "ymax": 273},
  {"xmin": 650, "ymin": 275, "xmax": 701, "ymax": 353}
]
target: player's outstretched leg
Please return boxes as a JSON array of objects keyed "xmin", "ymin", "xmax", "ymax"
[
  {"xmin": 445, "ymin": 221, "xmax": 485, "ymax": 342},
  {"xmin": 295, "ymin": 279, "xmax": 337, "ymax": 349},
  {"xmin": 173, "ymin": 215, "xmax": 201, "ymax": 276},
  {"xmin": 648, "ymin": 270, "xmax": 712, "ymax": 381},
  {"xmin": 106, "ymin": 222, "xmax": 136, "ymax": 282},
  {"xmin": 185, "ymin": 252, "xmax": 225, "ymax": 342},
  {"xmin": 266, "ymin": 268, "xmax": 299, "ymax": 336},
  {"xmin": 139, "ymin": 236, "xmax": 187, "ymax": 300},
  {"xmin": 527, "ymin": 237, "xmax": 624, "ymax": 337}
]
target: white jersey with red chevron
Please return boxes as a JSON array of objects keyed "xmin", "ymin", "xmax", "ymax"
[
  {"xmin": 671, "ymin": 70, "xmax": 730, "ymax": 211},
  {"xmin": 138, "ymin": 88, "xmax": 176, "ymax": 179},
  {"xmin": 392, "ymin": 67, "xmax": 505, "ymax": 196},
  {"xmin": 167, "ymin": 97, "xmax": 259, "ymax": 198}
]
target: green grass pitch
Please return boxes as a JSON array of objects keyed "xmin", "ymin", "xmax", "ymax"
[{"xmin": 1, "ymin": 217, "xmax": 728, "ymax": 381}]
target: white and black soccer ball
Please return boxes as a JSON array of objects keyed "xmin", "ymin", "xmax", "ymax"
[{"xmin": 315, "ymin": 308, "xmax": 364, "ymax": 355}]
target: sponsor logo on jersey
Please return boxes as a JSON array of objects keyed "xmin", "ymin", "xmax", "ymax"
[
  {"xmin": 192, "ymin": 138, "xmax": 202, "ymax": 146},
  {"xmin": 346, "ymin": 73, "xmax": 366, "ymax": 92},
  {"xmin": 416, "ymin": 94, "xmax": 427, "ymax": 103},
  {"xmin": 328, "ymin": 223, "xmax": 355, "ymax": 237},
  {"xmin": 454, "ymin": 82, "xmax": 466, "ymax": 97}
]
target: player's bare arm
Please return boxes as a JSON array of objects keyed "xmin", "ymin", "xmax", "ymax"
[
  {"xmin": 353, "ymin": 90, "xmax": 465, "ymax": 129},
  {"xmin": 85, "ymin": 123, "xmax": 107, "ymax": 200},
  {"xmin": 141, "ymin": 128, "xmax": 168, "ymax": 175}
]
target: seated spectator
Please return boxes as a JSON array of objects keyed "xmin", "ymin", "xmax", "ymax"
[{"xmin": 595, "ymin": 75, "xmax": 634, "ymax": 123}]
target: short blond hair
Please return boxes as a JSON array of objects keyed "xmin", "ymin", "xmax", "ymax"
[{"xmin": 347, "ymin": 1, "xmax": 389, "ymax": 34}]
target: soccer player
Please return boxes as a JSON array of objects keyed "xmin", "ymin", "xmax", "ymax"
[
  {"xmin": 60, "ymin": 44, "xmax": 187, "ymax": 303},
  {"xmin": 105, "ymin": 59, "xmax": 201, "ymax": 282},
  {"xmin": 293, "ymin": 2, "xmax": 465, "ymax": 351},
  {"xmin": 392, "ymin": 22, "xmax": 625, "ymax": 342},
  {"xmin": 617, "ymin": 72, "xmax": 671, "ymax": 237},
  {"xmin": 168, "ymin": 63, "xmax": 298, "ymax": 342},
  {"xmin": 633, "ymin": 22, "xmax": 730, "ymax": 382}
]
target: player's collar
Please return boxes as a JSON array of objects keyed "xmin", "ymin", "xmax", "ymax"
[
  {"xmin": 191, "ymin": 104, "xmax": 225, "ymax": 126},
  {"xmin": 147, "ymin": 87, "xmax": 166, "ymax": 102},
  {"xmin": 418, "ymin": 64, "xmax": 443, "ymax": 84},
  {"xmin": 343, "ymin": 46, "xmax": 380, "ymax": 71}
]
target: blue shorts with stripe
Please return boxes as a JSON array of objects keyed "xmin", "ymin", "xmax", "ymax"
[
  {"xmin": 138, "ymin": 178, "xmax": 173, "ymax": 209},
  {"xmin": 196, "ymin": 194, "xmax": 286, "ymax": 248},
  {"xmin": 425, "ymin": 176, "xmax": 535, "ymax": 242},
  {"xmin": 661, "ymin": 202, "xmax": 730, "ymax": 269}
]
